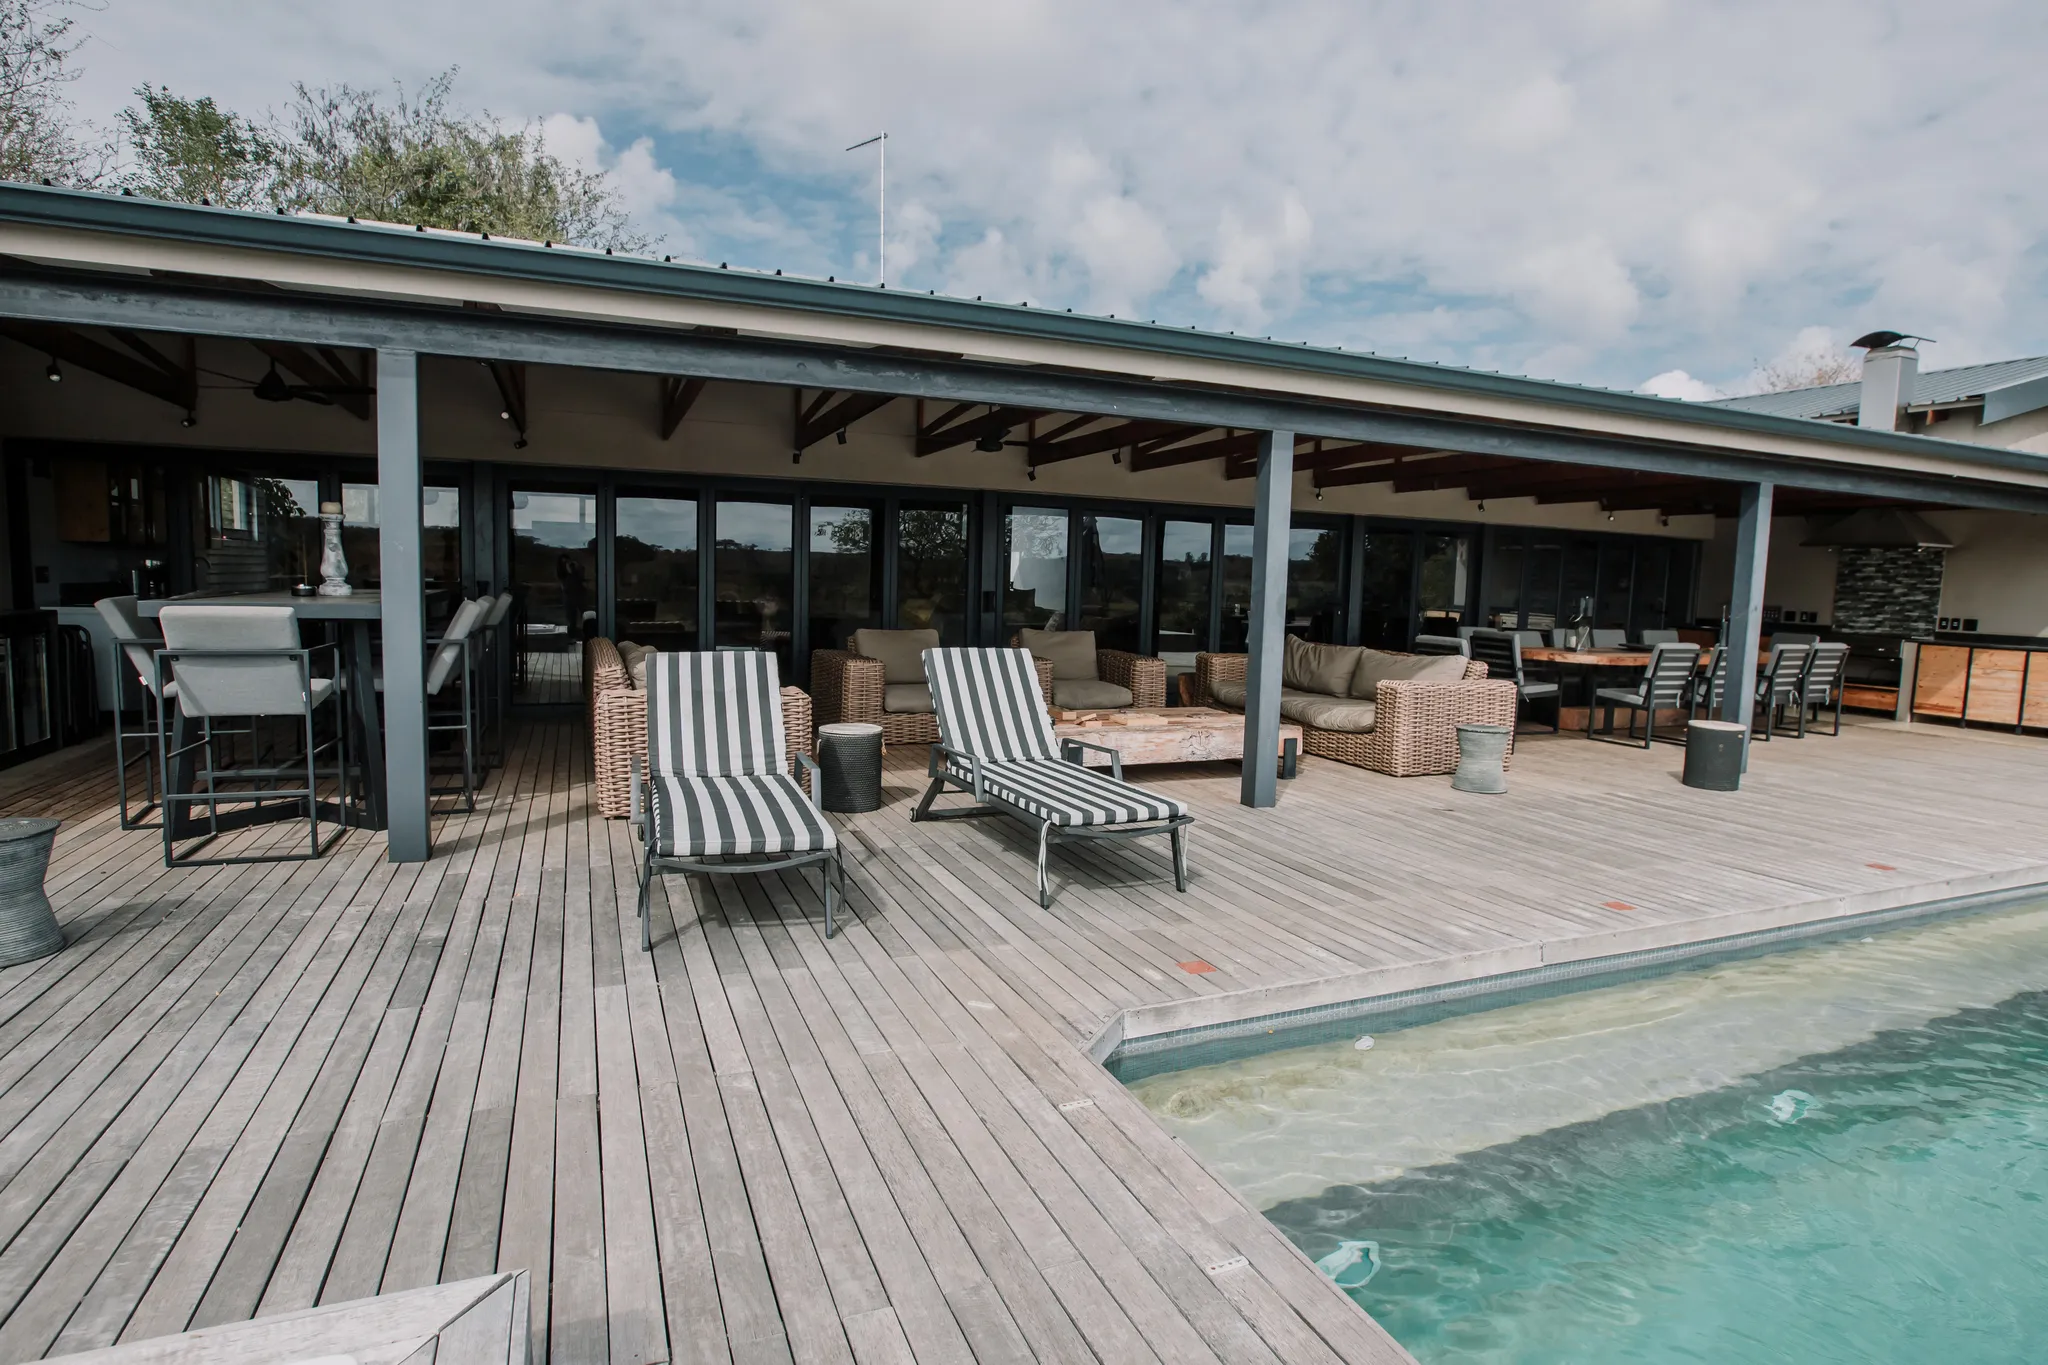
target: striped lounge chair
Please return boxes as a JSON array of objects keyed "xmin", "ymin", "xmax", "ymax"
[
  {"xmin": 913, "ymin": 647, "xmax": 1192, "ymax": 908},
  {"xmin": 630, "ymin": 651, "xmax": 844, "ymax": 949}
]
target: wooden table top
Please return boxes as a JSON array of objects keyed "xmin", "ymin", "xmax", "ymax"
[
  {"xmin": 1052, "ymin": 706, "xmax": 1301, "ymax": 734},
  {"xmin": 139, "ymin": 590, "xmax": 386, "ymax": 620},
  {"xmin": 1520, "ymin": 646, "xmax": 1656, "ymax": 666}
]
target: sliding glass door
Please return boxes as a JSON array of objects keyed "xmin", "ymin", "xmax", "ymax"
[
  {"xmin": 808, "ymin": 502, "xmax": 880, "ymax": 652},
  {"xmin": 509, "ymin": 485, "xmax": 597, "ymax": 704},
  {"xmin": 615, "ymin": 493, "xmax": 700, "ymax": 651},
  {"xmin": 897, "ymin": 500, "xmax": 970, "ymax": 641},
  {"xmin": 1076, "ymin": 513, "xmax": 1144, "ymax": 652},
  {"xmin": 1004, "ymin": 507, "xmax": 1070, "ymax": 633},
  {"xmin": 714, "ymin": 499, "xmax": 795, "ymax": 672}
]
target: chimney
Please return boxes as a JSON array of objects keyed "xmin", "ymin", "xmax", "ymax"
[{"xmin": 1851, "ymin": 331, "xmax": 1922, "ymax": 431}]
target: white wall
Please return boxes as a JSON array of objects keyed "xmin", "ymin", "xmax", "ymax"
[{"xmin": 1693, "ymin": 514, "xmax": 1839, "ymax": 626}]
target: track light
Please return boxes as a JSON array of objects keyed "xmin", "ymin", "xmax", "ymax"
[
  {"xmin": 181, "ymin": 413, "xmax": 196, "ymax": 428},
  {"xmin": 1476, "ymin": 500, "xmax": 1485, "ymax": 512},
  {"xmin": 45, "ymin": 358, "xmax": 60, "ymax": 383},
  {"xmin": 500, "ymin": 409, "xmax": 511, "ymax": 421},
  {"xmin": 512, "ymin": 437, "xmax": 528, "ymax": 450},
  {"xmin": 835, "ymin": 429, "xmax": 848, "ymax": 445},
  {"xmin": 792, "ymin": 450, "xmax": 803, "ymax": 465}
]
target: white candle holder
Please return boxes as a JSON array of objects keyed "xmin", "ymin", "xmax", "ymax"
[{"xmin": 317, "ymin": 501, "xmax": 352, "ymax": 596}]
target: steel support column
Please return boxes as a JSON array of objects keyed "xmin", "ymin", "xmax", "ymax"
[
  {"xmin": 1720, "ymin": 480, "xmax": 1773, "ymax": 762},
  {"xmin": 1241, "ymin": 429, "xmax": 1293, "ymax": 808},
  {"xmin": 379, "ymin": 348, "xmax": 431, "ymax": 861}
]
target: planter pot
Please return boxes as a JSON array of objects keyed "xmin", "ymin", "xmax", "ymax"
[
  {"xmin": 1451, "ymin": 724, "xmax": 1511, "ymax": 795},
  {"xmin": 0, "ymin": 818, "xmax": 63, "ymax": 965}
]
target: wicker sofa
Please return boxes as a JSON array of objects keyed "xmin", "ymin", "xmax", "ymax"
[
  {"xmin": 586, "ymin": 637, "xmax": 815, "ymax": 818},
  {"xmin": 1009, "ymin": 630, "xmax": 1168, "ymax": 712},
  {"xmin": 811, "ymin": 632, "xmax": 1055, "ymax": 745},
  {"xmin": 1195, "ymin": 642, "xmax": 1518, "ymax": 777}
]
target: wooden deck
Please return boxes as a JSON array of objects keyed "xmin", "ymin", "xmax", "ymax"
[{"xmin": 0, "ymin": 714, "xmax": 2044, "ymax": 1364}]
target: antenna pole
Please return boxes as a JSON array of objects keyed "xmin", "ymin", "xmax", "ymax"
[{"xmin": 846, "ymin": 132, "xmax": 887, "ymax": 287}]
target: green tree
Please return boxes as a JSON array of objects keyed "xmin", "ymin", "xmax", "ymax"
[
  {"xmin": 118, "ymin": 84, "xmax": 281, "ymax": 208},
  {"xmin": 274, "ymin": 70, "xmax": 648, "ymax": 250},
  {"xmin": 0, "ymin": 0, "xmax": 100, "ymax": 184}
]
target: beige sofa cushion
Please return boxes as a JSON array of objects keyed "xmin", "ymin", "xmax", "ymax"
[
  {"xmin": 853, "ymin": 627, "xmax": 941, "ymax": 685},
  {"xmin": 616, "ymin": 641, "xmax": 652, "ymax": 686},
  {"xmin": 1350, "ymin": 648, "xmax": 1468, "ymax": 699},
  {"xmin": 1020, "ymin": 628, "xmax": 1099, "ymax": 681},
  {"xmin": 883, "ymin": 682, "xmax": 934, "ymax": 714},
  {"xmin": 1283, "ymin": 636, "xmax": 1364, "ymax": 696},
  {"xmin": 1280, "ymin": 694, "xmax": 1377, "ymax": 732},
  {"xmin": 1209, "ymin": 679, "xmax": 1247, "ymax": 709},
  {"xmin": 1053, "ymin": 678, "xmax": 1133, "ymax": 710}
]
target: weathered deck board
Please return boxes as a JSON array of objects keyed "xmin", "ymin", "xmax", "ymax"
[{"xmin": 0, "ymin": 714, "xmax": 2044, "ymax": 1363}]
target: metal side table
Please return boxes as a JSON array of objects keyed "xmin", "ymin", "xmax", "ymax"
[{"xmin": 818, "ymin": 723, "xmax": 884, "ymax": 813}]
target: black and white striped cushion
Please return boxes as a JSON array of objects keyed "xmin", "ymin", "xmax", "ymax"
[
  {"xmin": 646, "ymin": 650, "xmax": 787, "ymax": 778},
  {"xmin": 647, "ymin": 774, "xmax": 836, "ymax": 857},
  {"xmin": 924, "ymin": 648, "xmax": 1056, "ymax": 762},
  {"xmin": 973, "ymin": 761, "xmax": 1187, "ymax": 828}
]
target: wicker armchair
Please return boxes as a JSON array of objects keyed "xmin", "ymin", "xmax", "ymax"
[
  {"xmin": 589, "ymin": 637, "xmax": 815, "ymax": 818},
  {"xmin": 1194, "ymin": 651, "xmax": 1518, "ymax": 777},
  {"xmin": 1005, "ymin": 634, "xmax": 1168, "ymax": 711},
  {"xmin": 811, "ymin": 643, "xmax": 1053, "ymax": 745}
]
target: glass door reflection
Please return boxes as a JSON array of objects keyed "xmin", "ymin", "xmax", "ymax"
[
  {"xmin": 1076, "ymin": 514, "xmax": 1143, "ymax": 652},
  {"xmin": 1218, "ymin": 524, "xmax": 1255, "ymax": 652},
  {"xmin": 615, "ymin": 494, "xmax": 700, "ymax": 652},
  {"xmin": 509, "ymin": 486, "xmax": 597, "ymax": 704},
  {"xmin": 897, "ymin": 501, "xmax": 970, "ymax": 641},
  {"xmin": 1004, "ymin": 507, "xmax": 1069, "ymax": 633},
  {"xmin": 715, "ymin": 499, "xmax": 794, "ymax": 672},
  {"xmin": 809, "ymin": 503, "xmax": 880, "ymax": 657}
]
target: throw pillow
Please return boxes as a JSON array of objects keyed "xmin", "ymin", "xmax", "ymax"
[
  {"xmin": 1282, "ymin": 635, "xmax": 1365, "ymax": 696},
  {"xmin": 1019, "ymin": 628, "xmax": 1100, "ymax": 681},
  {"xmin": 852, "ymin": 628, "xmax": 941, "ymax": 685},
  {"xmin": 1349, "ymin": 648, "xmax": 1469, "ymax": 699}
]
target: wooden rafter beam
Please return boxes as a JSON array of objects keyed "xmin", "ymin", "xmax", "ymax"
[
  {"xmin": 794, "ymin": 390, "xmax": 894, "ymax": 453},
  {"xmin": 487, "ymin": 360, "xmax": 528, "ymax": 439},
  {"xmin": 1027, "ymin": 417, "xmax": 1193, "ymax": 468},
  {"xmin": 0, "ymin": 321, "xmax": 197, "ymax": 412},
  {"xmin": 1387, "ymin": 455, "xmax": 1537, "ymax": 494},
  {"xmin": 1127, "ymin": 429, "xmax": 1262, "ymax": 472},
  {"xmin": 915, "ymin": 403, "xmax": 1044, "ymax": 456},
  {"xmin": 1453, "ymin": 464, "xmax": 1696, "ymax": 503},
  {"xmin": 1223, "ymin": 438, "xmax": 1428, "ymax": 480},
  {"xmin": 251, "ymin": 340, "xmax": 371, "ymax": 419},
  {"xmin": 659, "ymin": 375, "xmax": 707, "ymax": 440}
]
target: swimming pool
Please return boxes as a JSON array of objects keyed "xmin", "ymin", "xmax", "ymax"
[{"xmin": 1120, "ymin": 897, "xmax": 2048, "ymax": 1364}]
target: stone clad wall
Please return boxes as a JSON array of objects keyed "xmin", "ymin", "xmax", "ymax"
[{"xmin": 1831, "ymin": 546, "xmax": 1945, "ymax": 635}]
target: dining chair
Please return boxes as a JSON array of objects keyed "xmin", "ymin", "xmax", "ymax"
[
  {"xmin": 1413, "ymin": 634, "xmax": 1470, "ymax": 657},
  {"xmin": 1793, "ymin": 642, "xmax": 1852, "ymax": 737},
  {"xmin": 94, "ymin": 596, "xmax": 170, "ymax": 829},
  {"xmin": 1587, "ymin": 642, "xmax": 1702, "ymax": 748},
  {"xmin": 1639, "ymin": 628, "xmax": 1680, "ymax": 647},
  {"xmin": 1468, "ymin": 629, "xmax": 1560, "ymax": 732},
  {"xmin": 155, "ymin": 605, "xmax": 346, "ymax": 866},
  {"xmin": 1752, "ymin": 642, "xmax": 1814, "ymax": 741},
  {"xmin": 1591, "ymin": 628, "xmax": 1627, "ymax": 648}
]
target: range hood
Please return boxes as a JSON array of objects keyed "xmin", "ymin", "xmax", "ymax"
[{"xmin": 1802, "ymin": 508, "xmax": 1954, "ymax": 549}]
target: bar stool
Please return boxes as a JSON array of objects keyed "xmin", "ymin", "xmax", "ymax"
[{"xmin": 156, "ymin": 605, "xmax": 347, "ymax": 866}]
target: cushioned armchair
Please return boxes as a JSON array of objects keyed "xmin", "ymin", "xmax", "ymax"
[
  {"xmin": 812, "ymin": 628, "xmax": 1052, "ymax": 745},
  {"xmin": 1012, "ymin": 628, "xmax": 1168, "ymax": 712},
  {"xmin": 1196, "ymin": 636, "xmax": 1517, "ymax": 777}
]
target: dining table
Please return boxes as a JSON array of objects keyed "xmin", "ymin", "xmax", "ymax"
[{"xmin": 138, "ymin": 591, "xmax": 391, "ymax": 833}]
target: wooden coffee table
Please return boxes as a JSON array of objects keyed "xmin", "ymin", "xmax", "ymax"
[{"xmin": 1051, "ymin": 707, "xmax": 1301, "ymax": 773}]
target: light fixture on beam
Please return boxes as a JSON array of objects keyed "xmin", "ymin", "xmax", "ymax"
[
  {"xmin": 45, "ymin": 358, "xmax": 60, "ymax": 383},
  {"xmin": 835, "ymin": 428, "xmax": 848, "ymax": 445},
  {"xmin": 974, "ymin": 428, "xmax": 1010, "ymax": 453}
]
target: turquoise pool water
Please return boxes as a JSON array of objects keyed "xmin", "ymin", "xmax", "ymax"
[{"xmin": 1125, "ymin": 899, "xmax": 2048, "ymax": 1364}]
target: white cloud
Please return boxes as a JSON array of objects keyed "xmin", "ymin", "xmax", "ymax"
[
  {"xmin": 1639, "ymin": 369, "xmax": 1723, "ymax": 401},
  {"xmin": 58, "ymin": 0, "xmax": 2048, "ymax": 385}
]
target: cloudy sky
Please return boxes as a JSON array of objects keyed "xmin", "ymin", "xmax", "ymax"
[{"xmin": 56, "ymin": 0, "xmax": 2048, "ymax": 398}]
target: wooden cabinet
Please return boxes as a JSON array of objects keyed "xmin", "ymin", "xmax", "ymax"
[{"xmin": 1913, "ymin": 642, "xmax": 2047, "ymax": 730}]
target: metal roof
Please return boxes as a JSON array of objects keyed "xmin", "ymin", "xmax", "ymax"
[
  {"xmin": 2, "ymin": 181, "xmax": 2047, "ymax": 484},
  {"xmin": 1709, "ymin": 355, "xmax": 2048, "ymax": 420}
]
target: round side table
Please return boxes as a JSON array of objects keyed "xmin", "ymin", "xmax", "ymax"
[
  {"xmin": 1451, "ymin": 724, "xmax": 1511, "ymax": 794},
  {"xmin": 0, "ymin": 818, "xmax": 64, "ymax": 966},
  {"xmin": 1683, "ymin": 720, "xmax": 1746, "ymax": 791},
  {"xmin": 818, "ymin": 723, "xmax": 885, "ymax": 813}
]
